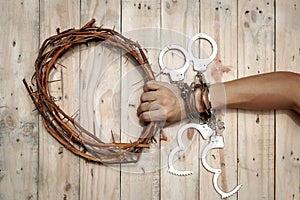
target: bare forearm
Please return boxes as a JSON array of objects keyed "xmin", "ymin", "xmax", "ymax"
[
  {"xmin": 210, "ymin": 72, "xmax": 300, "ymax": 114},
  {"xmin": 138, "ymin": 72, "xmax": 300, "ymax": 125}
]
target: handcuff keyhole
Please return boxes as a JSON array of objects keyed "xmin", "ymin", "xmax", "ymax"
[
  {"xmin": 163, "ymin": 49, "xmax": 186, "ymax": 70},
  {"xmin": 191, "ymin": 38, "xmax": 213, "ymax": 59}
]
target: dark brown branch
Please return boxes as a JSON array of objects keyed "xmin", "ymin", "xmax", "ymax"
[{"xmin": 23, "ymin": 19, "xmax": 160, "ymax": 164}]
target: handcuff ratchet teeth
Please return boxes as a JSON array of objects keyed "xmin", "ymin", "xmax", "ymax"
[
  {"xmin": 167, "ymin": 123, "xmax": 242, "ymax": 198},
  {"xmin": 160, "ymin": 33, "xmax": 242, "ymax": 198},
  {"xmin": 167, "ymin": 123, "xmax": 214, "ymax": 176},
  {"xmin": 201, "ymin": 135, "xmax": 242, "ymax": 199}
]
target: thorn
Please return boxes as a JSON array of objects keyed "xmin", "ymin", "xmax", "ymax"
[
  {"xmin": 154, "ymin": 69, "xmax": 164, "ymax": 78},
  {"xmin": 124, "ymin": 56, "xmax": 129, "ymax": 64},
  {"xmin": 151, "ymin": 137, "xmax": 157, "ymax": 143},
  {"xmin": 131, "ymin": 78, "xmax": 145, "ymax": 86},
  {"xmin": 160, "ymin": 128, "xmax": 167, "ymax": 141},
  {"xmin": 111, "ymin": 130, "xmax": 116, "ymax": 143},
  {"xmin": 48, "ymin": 79, "xmax": 61, "ymax": 83},
  {"xmin": 56, "ymin": 62, "xmax": 67, "ymax": 69},
  {"xmin": 70, "ymin": 109, "xmax": 80, "ymax": 120}
]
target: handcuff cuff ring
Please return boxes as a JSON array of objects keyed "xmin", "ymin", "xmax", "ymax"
[{"xmin": 158, "ymin": 44, "xmax": 190, "ymax": 82}]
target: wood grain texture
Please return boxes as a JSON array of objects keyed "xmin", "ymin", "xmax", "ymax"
[
  {"xmin": 275, "ymin": 0, "xmax": 300, "ymax": 200},
  {"xmin": 79, "ymin": 1, "xmax": 121, "ymax": 200},
  {"xmin": 121, "ymin": 1, "xmax": 161, "ymax": 199},
  {"xmin": 237, "ymin": 0, "xmax": 275, "ymax": 199},
  {"xmin": 0, "ymin": 0, "xmax": 299, "ymax": 199},
  {"xmin": 200, "ymin": 0, "xmax": 239, "ymax": 199},
  {"xmin": 160, "ymin": 0, "xmax": 201, "ymax": 199},
  {"xmin": 0, "ymin": 1, "xmax": 39, "ymax": 199},
  {"xmin": 38, "ymin": 1, "xmax": 80, "ymax": 199}
]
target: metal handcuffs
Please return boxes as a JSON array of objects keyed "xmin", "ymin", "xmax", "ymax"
[
  {"xmin": 159, "ymin": 33, "xmax": 242, "ymax": 198},
  {"xmin": 167, "ymin": 123, "xmax": 242, "ymax": 199},
  {"xmin": 158, "ymin": 33, "xmax": 217, "ymax": 82}
]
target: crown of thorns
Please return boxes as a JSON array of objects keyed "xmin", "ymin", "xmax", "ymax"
[{"xmin": 23, "ymin": 19, "xmax": 162, "ymax": 164}]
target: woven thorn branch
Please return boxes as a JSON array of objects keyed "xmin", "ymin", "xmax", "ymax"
[{"xmin": 23, "ymin": 18, "xmax": 163, "ymax": 164}]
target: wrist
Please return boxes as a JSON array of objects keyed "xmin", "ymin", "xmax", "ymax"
[
  {"xmin": 194, "ymin": 87, "xmax": 204, "ymax": 112},
  {"xmin": 194, "ymin": 86, "xmax": 211, "ymax": 113}
]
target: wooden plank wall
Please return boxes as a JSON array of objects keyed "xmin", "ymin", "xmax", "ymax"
[
  {"xmin": 0, "ymin": 0, "xmax": 299, "ymax": 200},
  {"xmin": 238, "ymin": 1, "xmax": 275, "ymax": 199}
]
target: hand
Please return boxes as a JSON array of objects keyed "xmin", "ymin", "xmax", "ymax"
[{"xmin": 137, "ymin": 81, "xmax": 186, "ymax": 124}]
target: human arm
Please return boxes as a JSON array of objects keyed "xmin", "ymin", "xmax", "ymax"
[
  {"xmin": 137, "ymin": 71, "xmax": 300, "ymax": 123},
  {"xmin": 211, "ymin": 71, "xmax": 300, "ymax": 113},
  {"xmin": 137, "ymin": 81, "xmax": 186, "ymax": 124}
]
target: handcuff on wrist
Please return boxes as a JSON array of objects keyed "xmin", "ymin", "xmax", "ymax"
[{"xmin": 158, "ymin": 33, "xmax": 242, "ymax": 199}]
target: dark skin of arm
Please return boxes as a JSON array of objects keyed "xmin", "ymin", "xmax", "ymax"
[{"xmin": 137, "ymin": 72, "xmax": 300, "ymax": 124}]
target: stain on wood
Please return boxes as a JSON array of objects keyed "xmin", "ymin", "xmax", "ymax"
[{"xmin": 0, "ymin": 0, "xmax": 299, "ymax": 199}]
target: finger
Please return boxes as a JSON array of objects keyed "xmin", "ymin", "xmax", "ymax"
[
  {"xmin": 139, "ymin": 109, "xmax": 167, "ymax": 122},
  {"xmin": 143, "ymin": 81, "xmax": 167, "ymax": 92},
  {"xmin": 137, "ymin": 102, "xmax": 161, "ymax": 115},
  {"xmin": 140, "ymin": 91, "xmax": 157, "ymax": 102},
  {"xmin": 137, "ymin": 102, "xmax": 148, "ymax": 115}
]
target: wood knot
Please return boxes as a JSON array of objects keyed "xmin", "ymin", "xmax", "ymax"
[
  {"xmin": 64, "ymin": 182, "xmax": 71, "ymax": 192},
  {"xmin": 251, "ymin": 10, "xmax": 257, "ymax": 23},
  {"xmin": 166, "ymin": 1, "xmax": 170, "ymax": 9},
  {"xmin": 5, "ymin": 115, "xmax": 16, "ymax": 128},
  {"xmin": 21, "ymin": 122, "xmax": 34, "ymax": 135},
  {"xmin": 244, "ymin": 22, "xmax": 250, "ymax": 28},
  {"xmin": 58, "ymin": 147, "xmax": 64, "ymax": 157}
]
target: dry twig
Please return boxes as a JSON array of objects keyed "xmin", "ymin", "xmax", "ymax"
[{"xmin": 23, "ymin": 19, "xmax": 162, "ymax": 164}]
